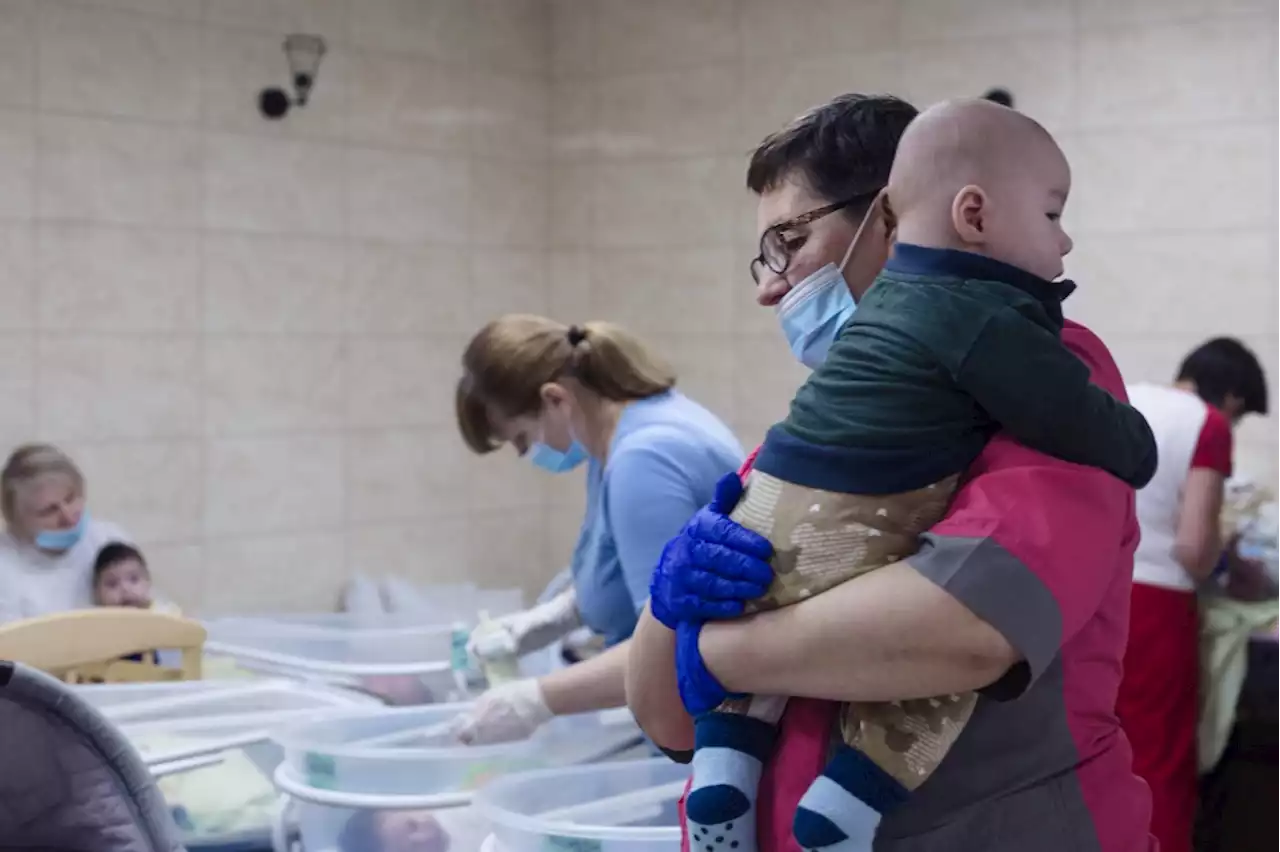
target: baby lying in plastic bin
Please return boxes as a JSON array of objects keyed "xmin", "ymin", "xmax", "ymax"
[{"xmin": 339, "ymin": 810, "xmax": 451, "ymax": 852}]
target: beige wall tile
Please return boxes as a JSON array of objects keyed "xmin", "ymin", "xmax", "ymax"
[
  {"xmin": 1078, "ymin": 0, "xmax": 1276, "ymax": 28},
  {"xmin": 204, "ymin": 433, "xmax": 344, "ymax": 535},
  {"xmin": 68, "ymin": 439, "xmax": 203, "ymax": 542},
  {"xmin": 740, "ymin": 51, "xmax": 902, "ymax": 153},
  {"xmin": 38, "ymin": 115, "xmax": 200, "ymax": 226},
  {"xmin": 38, "ymin": 225, "xmax": 200, "ymax": 332},
  {"xmin": 550, "ymin": 0, "xmax": 594, "ymax": 80},
  {"xmin": 347, "ymin": 0, "xmax": 470, "ymax": 64},
  {"xmin": 1080, "ymin": 16, "xmax": 1276, "ymax": 129},
  {"xmin": 344, "ymin": 337, "xmax": 457, "ymax": 428},
  {"xmin": 470, "ymin": 0, "xmax": 549, "ymax": 77},
  {"xmin": 596, "ymin": 66, "xmax": 740, "ymax": 159},
  {"xmin": 0, "ymin": 0, "xmax": 35, "ymax": 109},
  {"xmin": 36, "ymin": 334, "xmax": 202, "ymax": 441},
  {"xmin": 740, "ymin": 0, "xmax": 899, "ymax": 60},
  {"xmin": 732, "ymin": 332, "xmax": 809, "ymax": 426},
  {"xmin": 468, "ymin": 249, "xmax": 548, "ymax": 327},
  {"xmin": 471, "ymin": 70, "xmax": 549, "ymax": 160},
  {"xmin": 595, "ymin": 0, "xmax": 738, "ymax": 75},
  {"xmin": 549, "ymin": 79, "xmax": 594, "ymax": 162},
  {"xmin": 589, "ymin": 247, "xmax": 735, "ymax": 336},
  {"xmin": 204, "ymin": 338, "xmax": 345, "ymax": 435},
  {"xmin": 1066, "ymin": 231, "xmax": 1278, "ymax": 340},
  {"xmin": 203, "ymin": 233, "xmax": 348, "ymax": 334},
  {"xmin": 75, "ymin": 0, "xmax": 201, "ymax": 18},
  {"xmin": 0, "ymin": 222, "xmax": 33, "ymax": 330},
  {"xmin": 1070, "ymin": 124, "xmax": 1276, "ymax": 233},
  {"xmin": 346, "ymin": 51, "xmax": 471, "ymax": 152},
  {"xmin": 202, "ymin": 0, "xmax": 348, "ymax": 33},
  {"xmin": 592, "ymin": 157, "xmax": 741, "ymax": 249},
  {"xmin": 0, "ymin": 333, "xmax": 34, "ymax": 442},
  {"xmin": 657, "ymin": 335, "xmax": 737, "ymax": 426},
  {"xmin": 546, "ymin": 505, "xmax": 583, "ymax": 571},
  {"xmin": 549, "ymin": 160, "xmax": 593, "ymax": 248},
  {"xmin": 347, "ymin": 515, "xmax": 472, "ymax": 585},
  {"xmin": 347, "ymin": 148, "xmax": 470, "ymax": 245},
  {"xmin": 346, "ymin": 243, "xmax": 470, "ymax": 335},
  {"xmin": 204, "ymin": 133, "xmax": 346, "ymax": 236},
  {"xmin": 0, "ymin": 109, "xmax": 34, "ymax": 220},
  {"xmin": 203, "ymin": 531, "xmax": 347, "ymax": 613},
  {"xmin": 547, "ymin": 250, "xmax": 592, "ymax": 323},
  {"xmin": 471, "ymin": 157, "xmax": 548, "ymax": 248},
  {"xmin": 902, "ymin": 35, "xmax": 1077, "ymax": 133},
  {"xmin": 346, "ymin": 427, "xmax": 469, "ymax": 523},
  {"xmin": 901, "ymin": 0, "xmax": 1073, "ymax": 41},
  {"xmin": 37, "ymin": 2, "xmax": 203, "ymax": 124}
]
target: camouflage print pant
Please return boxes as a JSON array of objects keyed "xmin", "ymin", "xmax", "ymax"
[{"xmin": 715, "ymin": 470, "xmax": 976, "ymax": 793}]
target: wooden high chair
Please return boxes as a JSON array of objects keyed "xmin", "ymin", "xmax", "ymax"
[{"xmin": 0, "ymin": 608, "xmax": 206, "ymax": 684}]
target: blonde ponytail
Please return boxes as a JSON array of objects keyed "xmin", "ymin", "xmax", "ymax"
[{"xmin": 456, "ymin": 315, "xmax": 675, "ymax": 454}]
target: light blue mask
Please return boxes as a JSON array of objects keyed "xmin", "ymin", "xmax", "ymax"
[
  {"xmin": 775, "ymin": 199, "xmax": 877, "ymax": 370},
  {"xmin": 777, "ymin": 264, "xmax": 857, "ymax": 370},
  {"xmin": 35, "ymin": 510, "xmax": 89, "ymax": 552},
  {"xmin": 530, "ymin": 440, "xmax": 588, "ymax": 474}
]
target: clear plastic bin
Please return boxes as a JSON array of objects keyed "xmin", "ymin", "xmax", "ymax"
[
  {"xmin": 271, "ymin": 705, "xmax": 648, "ymax": 851},
  {"xmin": 77, "ymin": 679, "xmax": 371, "ymax": 726},
  {"xmin": 475, "ymin": 759, "xmax": 688, "ymax": 852}
]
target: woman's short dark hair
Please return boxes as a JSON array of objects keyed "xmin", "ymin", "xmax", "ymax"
[
  {"xmin": 93, "ymin": 541, "xmax": 147, "ymax": 579},
  {"xmin": 1176, "ymin": 337, "xmax": 1268, "ymax": 415},
  {"xmin": 745, "ymin": 93, "xmax": 918, "ymax": 217}
]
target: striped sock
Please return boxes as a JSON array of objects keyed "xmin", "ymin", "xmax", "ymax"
[
  {"xmin": 686, "ymin": 713, "xmax": 778, "ymax": 852},
  {"xmin": 792, "ymin": 745, "xmax": 906, "ymax": 851}
]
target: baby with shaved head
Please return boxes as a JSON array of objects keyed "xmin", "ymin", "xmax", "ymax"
[
  {"xmin": 683, "ymin": 99, "xmax": 1158, "ymax": 852},
  {"xmin": 886, "ymin": 98, "xmax": 1073, "ymax": 282}
]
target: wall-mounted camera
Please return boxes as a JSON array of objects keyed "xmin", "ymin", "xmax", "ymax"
[{"xmin": 259, "ymin": 34, "xmax": 327, "ymax": 120}]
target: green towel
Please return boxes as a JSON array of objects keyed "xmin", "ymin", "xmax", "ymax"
[{"xmin": 1197, "ymin": 594, "xmax": 1278, "ymax": 772}]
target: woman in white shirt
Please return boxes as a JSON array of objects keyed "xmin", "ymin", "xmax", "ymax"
[{"xmin": 0, "ymin": 444, "xmax": 131, "ymax": 623}]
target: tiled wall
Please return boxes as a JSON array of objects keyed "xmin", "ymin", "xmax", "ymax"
[
  {"xmin": 0, "ymin": 0, "xmax": 555, "ymax": 612},
  {"xmin": 548, "ymin": 0, "xmax": 1279, "ymax": 529},
  {"xmin": 2, "ymin": 0, "xmax": 1275, "ymax": 613}
]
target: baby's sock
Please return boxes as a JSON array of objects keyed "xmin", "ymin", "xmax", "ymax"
[
  {"xmin": 792, "ymin": 745, "xmax": 907, "ymax": 852},
  {"xmin": 686, "ymin": 712, "xmax": 778, "ymax": 852}
]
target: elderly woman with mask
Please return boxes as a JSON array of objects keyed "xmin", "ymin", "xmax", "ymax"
[
  {"xmin": 628, "ymin": 94, "xmax": 1157, "ymax": 852},
  {"xmin": 0, "ymin": 444, "xmax": 132, "ymax": 623}
]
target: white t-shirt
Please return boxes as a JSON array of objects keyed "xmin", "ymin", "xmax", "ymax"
[{"xmin": 0, "ymin": 519, "xmax": 132, "ymax": 624}]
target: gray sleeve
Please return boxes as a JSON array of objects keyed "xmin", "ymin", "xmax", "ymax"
[{"xmin": 907, "ymin": 532, "xmax": 1064, "ymax": 700}]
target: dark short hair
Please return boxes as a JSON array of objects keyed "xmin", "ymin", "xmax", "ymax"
[
  {"xmin": 982, "ymin": 87, "xmax": 1015, "ymax": 107},
  {"xmin": 1176, "ymin": 337, "xmax": 1268, "ymax": 415},
  {"xmin": 746, "ymin": 93, "xmax": 918, "ymax": 218},
  {"xmin": 93, "ymin": 541, "xmax": 147, "ymax": 579}
]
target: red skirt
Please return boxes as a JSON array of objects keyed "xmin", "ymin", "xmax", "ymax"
[{"xmin": 1117, "ymin": 582, "xmax": 1200, "ymax": 852}]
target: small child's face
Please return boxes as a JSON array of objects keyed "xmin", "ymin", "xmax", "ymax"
[
  {"xmin": 979, "ymin": 141, "xmax": 1074, "ymax": 282},
  {"xmin": 375, "ymin": 811, "xmax": 449, "ymax": 852},
  {"xmin": 95, "ymin": 558, "xmax": 152, "ymax": 608}
]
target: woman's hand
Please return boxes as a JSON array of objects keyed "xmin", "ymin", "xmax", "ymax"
[{"xmin": 648, "ymin": 473, "xmax": 775, "ymax": 629}]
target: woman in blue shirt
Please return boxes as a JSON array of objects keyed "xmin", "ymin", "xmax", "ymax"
[{"xmin": 451, "ymin": 314, "xmax": 743, "ymax": 744}]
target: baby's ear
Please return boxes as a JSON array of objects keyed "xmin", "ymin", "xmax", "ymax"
[
  {"xmin": 877, "ymin": 190, "xmax": 898, "ymax": 234},
  {"xmin": 950, "ymin": 184, "xmax": 988, "ymax": 243}
]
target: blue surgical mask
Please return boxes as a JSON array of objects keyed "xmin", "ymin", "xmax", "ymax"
[
  {"xmin": 530, "ymin": 440, "xmax": 588, "ymax": 474},
  {"xmin": 775, "ymin": 199, "xmax": 878, "ymax": 370},
  {"xmin": 777, "ymin": 264, "xmax": 857, "ymax": 370},
  {"xmin": 35, "ymin": 510, "xmax": 89, "ymax": 552}
]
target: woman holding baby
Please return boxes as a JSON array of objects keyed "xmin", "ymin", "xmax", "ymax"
[
  {"xmin": 0, "ymin": 443, "xmax": 133, "ymax": 622},
  {"xmin": 628, "ymin": 93, "xmax": 1158, "ymax": 852}
]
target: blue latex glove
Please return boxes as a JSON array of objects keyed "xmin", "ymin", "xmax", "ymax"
[
  {"xmin": 676, "ymin": 620, "xmax": 738, "ymax": 715},
  {"xmin": 648, "ymin": 472, "xmax": 775, "ymax": 630}
]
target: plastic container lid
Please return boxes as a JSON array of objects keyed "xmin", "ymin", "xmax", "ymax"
[
  {"xmin": 76, "ymin": 679, "xmax": 372, "ymax": 726},
  {"xmin": 271, "ymin": 705, "xmax": 647, "ymax": 808},
  {"xmin": 474, "ymin": 758, "xmax": 687, "ymax": 851}
]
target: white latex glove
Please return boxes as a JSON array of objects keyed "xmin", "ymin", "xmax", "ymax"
[
  {"xmin": 466, "ymin": 588, "xmax": 581, "ymax": 662},
  {"xmin": 451, "ymin": 678, "xmax": 552, "ymax": 745}
]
